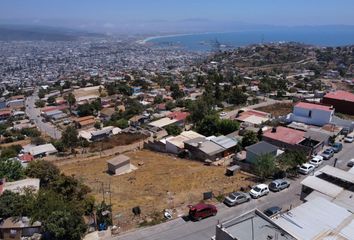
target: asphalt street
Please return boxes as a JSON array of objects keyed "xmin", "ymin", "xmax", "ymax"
[
  {"xmin": 25, "ymin": 92, "xmax": 62, "ymax": 139},
  {"xmin": 116, "ymin": 139, "xmax": 354, "ymax": 240}
]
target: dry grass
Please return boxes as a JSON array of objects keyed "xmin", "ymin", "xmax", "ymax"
[
  {"xmin": 0, "ymin": 139, "xmax": 31, "ymax": 148},
  {"xmin": 256, "ymin": 102, "xmax": 294, "ymax": 117},
  {"xmin": 59, "ymin": 150, "xmax": 255, "ymax": 230},
  {"xmin": 73, "ymin": 85, "xmax": 103, "ymax": 98}
]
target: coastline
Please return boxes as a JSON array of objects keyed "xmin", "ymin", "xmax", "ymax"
[{"xmin": 140, "ymin": 31, "xmax": 237, "ymax": 44}]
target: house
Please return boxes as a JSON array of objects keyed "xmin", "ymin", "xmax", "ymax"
[
  {"xmin": 0, "ymin": 110, "xmax": 11, "ymax": 121},
  {"xmin": 263, "ymin": 126, "xmax": 323, "ymax": 155},
  {"xmin": 245, "ymin": 141, "xmax": 282, "ymax": 163},
  {"xmin": 79, "ymin": 126, "xmax": 121, "ymax": 142},
  {"xmin": 129, "ymin": 115, "xmax": 149, "ymax": 127},
  {"xmin": 273, "ymin": 197, "xmax": 354, "ymax": 239},
  {"xmin": 213, "ymin": 209, "xmax": 296, "ymax": 240},
  {"xmin": 210, "ymin": 135, "xmax": 237, "ymax": 157},
  {"xmin": 0, "ymin": 217, "xmax": 41, "ymax": 240},
  {"xmin": 300, "ymin": 166, "xmax": 354, "ymax": 210},
  {"xmin": 184, "ymin": 137, "xmax": 225, "ymax": 161},
  {"xmin": 6, "ymin": 99, "xmax": 24, "ymax": 109},
  {"xmin": 165, "ymin": 131, "xmax": 204, "ymax": 154},
  {"xmin": 322, "ymin": 90, "xmax": 354, "ymax": 115},
  {"xmin": 213, "ymin": 196, "xmax": 354, "ymax": 240},
  {"xmin": 0, "ymin": 178, "xmax": 40, "ymax": 195},
  {"xmin": 167, "ymin": 111, "xmax": 190, "ymax": 127},
  {"xmin": 100, "ymin": 107, "xmax": 116, "ymax": 121},
  {"xmin": 22, "ymin": 144, "xmax": 57, "ymax": 158},
  {"xmin": 107, "ymin": 154, "xmax": 133, "ymax": 175},
  {"xmin": 74, "ymin": 116, "xmax": 96, "ymax": 129},
  {"xmin": 235, "ymin": 109, "xmax": 271, "ymax": 126},
  {"xmin": 148, "ymin": 117, "xmax": 178, "ymax": 128},
  {"xmin": 287, "ymin": 102, "xmax": 334, "ymax": 126}
]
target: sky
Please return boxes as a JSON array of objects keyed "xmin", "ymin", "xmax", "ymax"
[{"xmin": 1, "ymin": 0, "xmax": 354, "ymax": 33}]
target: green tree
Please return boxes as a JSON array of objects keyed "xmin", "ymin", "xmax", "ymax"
[
  {"xmin": 47, "ymin": 96, "xmax": 56, "ymax": 105},
  {"xmin": 65, "ymin": 93, "xmax": 76, "ymax": 113},
  {"xmin": 196, "ymin": 114, "xmax": 219, "ymax": 136},
  {"xmin": 241, "ymin": 131, "xmax": 258, "ymax": 148},
  {"xmin": 278, "ymin": 150, "xmax": 307, "ymax": 171},
  {"xmin": 166, "ymin": 125, "xmax": 182, "ymax": 136},
  {"xmin": 25, "ymin": 160, "xmax": 60, "ymax": 188},
  {"xmin": 257, "ymin": 128, "xmax": 263, "ymax": 141},
  {"xmin": 115, "ymin": 119, "xmax": 129, "ymax": 129},
  {"xmin": 254, "ymin": 154, "xmax": 277, "ymax": 180},
  {"xmin": 0, "ymin": 190, "xmax": 35, "ymax": 218},
  {"xmin": 0, "ymin": 145, "xmax": 22, "ymax": 159},
  {"xmin": 31, "ymin": 137, "xmax": 46, "ymax": 146},
  {"xmin": 0, "ymin": 159, "xmax": 24, "ymax": 181},
  {"xmin": 61, "ymin": 126, "xmax": 78, "ymax": 151},
  {"xmin": 35, "ymin": 100, "xmax": 45, "ymax": 108},
  {"xmin": 94, "ymin": 121, "xmax": 101, "ymax": 129},
  {"xmin": 217, "ymin": 119, "xmax": 240, "ymax": 135},
  {"xmin": 38, "ymin": 88, "xmax": 46, "ymax": 99},
  {"xmin": 31, "ymin": 190, "xmax": 87, "ymax": 240}
]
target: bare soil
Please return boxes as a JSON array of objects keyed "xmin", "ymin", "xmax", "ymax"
[
  {"xmin": 58, "ymin": 150, "xmax": 255, "ymax": 232},
  {"xmin": 255, "ymin": 102, "xmax": 294, "ymax": 117}
]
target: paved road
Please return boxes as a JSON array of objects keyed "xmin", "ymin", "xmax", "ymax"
[
  {"xmin": 222, "ymin": 97, "xmax": 292, "ymax": 119},
  {"xmin": 115, "ymin": 139, "xmax": 354, "ymax": 240},
  {"xmin": 25, "ymin": 91, "xmax": 62, "ymax": 139}
]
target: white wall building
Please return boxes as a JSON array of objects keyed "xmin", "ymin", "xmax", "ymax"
[{"xmin": 289, "ymin": 102, "xmax": 334, "ymax": 126}]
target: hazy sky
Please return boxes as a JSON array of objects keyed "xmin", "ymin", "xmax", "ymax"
[{"xmin": 1, "ymin": 0, "xmax": 354, "ymax": 32}]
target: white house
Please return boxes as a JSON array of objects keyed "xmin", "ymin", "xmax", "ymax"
[{"xmin": 288, "ymin": 102, "xmax": 334, "ymax": 126}]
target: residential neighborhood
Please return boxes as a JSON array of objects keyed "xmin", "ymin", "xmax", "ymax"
[{"xmin": 0, "ymin": 4, "xmax": 354, "ymax": 239}]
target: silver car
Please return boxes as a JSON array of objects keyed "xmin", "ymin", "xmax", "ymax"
[
  {"xmin": 223, "ymin": 192, "xmax": 250, "ymax": 206},
  {"xmin": 269, "ymin": 179, "xmax": 290, "ymax": 192}
]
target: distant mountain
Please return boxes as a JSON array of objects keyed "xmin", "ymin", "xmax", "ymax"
[{"xmin": 0, "ymin": 25, "xmax": 104, "ymax": 41}]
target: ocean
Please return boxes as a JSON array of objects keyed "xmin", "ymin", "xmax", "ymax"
[{"xmin": 145, "ymin": 28, "xmax": 354, "ymax": 52}]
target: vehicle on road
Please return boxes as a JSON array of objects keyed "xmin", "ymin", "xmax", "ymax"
[
  {"xmin": 223, "ymin": 192, "xmax": 250, "ymax": 206},
  {"xmin": 263, "ymin": 206, "xmax": 282, "ymax": 218},
  {"xmin": 188, "ymin": 203, "xmax": 217, "ymax": 221},
  {"xmin": 331, "ymin": 142, "xmax": 343, "ymax": 153},
  {"xmin": 269, "ymin": 179, "xmax": 290, "ymax": 192},
  {"xmin": 344, "ymin": 134, "xmax": 354, "ymax": 143},
  {"xmin": 298, "ymin": 163, "xmax": 315, "ymax": 175},
  {"xmin": 321, "ymin": 148, "xmax": 334, "ymax": 160},
  {"xmin": 347, "ymin": 159, "xmax": 354, "ymax": 168},
  {"xmin": 249, "ymin": 184, "xmax": 269, "ymax": 199},
  {"xmin": 309, "ymin": 156, "xmax": 323, "ymax": 168}
]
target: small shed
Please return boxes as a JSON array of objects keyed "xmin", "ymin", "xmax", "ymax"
[
  {"xmin": 107, "ymin": 154, "xmax": 131, "ymax": 175},
  {"xmin": 226, "ymin": 165, "xmax": 240, "ymax": 176}
]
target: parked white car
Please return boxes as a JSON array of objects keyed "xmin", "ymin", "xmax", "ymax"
[
  {"xmin": 249, "ymin": 184, "xmax": 269, "ymax": 199},
  {"xmin": 309, "ymin": 157, "xmax": 323, "ymax": 168},
  {"xmin": 298, "ymin": 163, "xmax": 315, "ymax": 174},
  {"xmin": 344, "ymin": 135, "xmax": 354, "ymax": 143}
]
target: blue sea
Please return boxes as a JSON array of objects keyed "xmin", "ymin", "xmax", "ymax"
[{"xmin": 146, "ymin": 27, "xmax": 354, "ymax": 51}]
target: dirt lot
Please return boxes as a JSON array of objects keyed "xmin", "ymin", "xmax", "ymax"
[
  {"xmin": 256, "ymin": 102, "xmax": 294, "ymax": 117},
  {"xmin": 73, "ymin": 85, "xmax": 104, "ymax": 98},
  {"xmin": 59, "ymin": 150, "xmax": 255, "ymax": 231}
]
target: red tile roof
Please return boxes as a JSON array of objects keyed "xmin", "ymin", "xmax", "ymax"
[
  {"xmin": 19, "ymin": 153, "xmax": 34, "ymax": 163},
  {"xmin": 168, "ymin": 111, "xmax": 190, "ymax": 121},
  {"xmin": 295, "ymin": 102, "xmax": 333, "ymax": 112},
  {"xmin": 324, "ymin": 90, "xmax": 354, "ymax": 102},
  {"xmin": 263, "ymin": 126, "xmax": 305, "ymax": 145}
]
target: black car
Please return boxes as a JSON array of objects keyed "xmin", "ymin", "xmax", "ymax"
[{"xmin": 263, "ymin": 206, "xmax": 282, "ymax": 217}]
